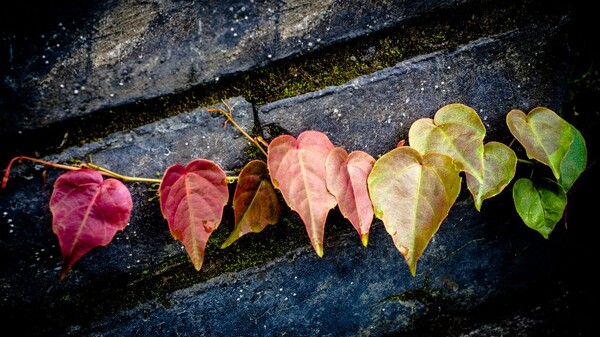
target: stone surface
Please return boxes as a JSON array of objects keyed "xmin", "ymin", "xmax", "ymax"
[
  {"xmin": 0, "ymin": 0, "xmax": 471, "ymax": 133},
  {"xmin": 0, "ymin": 97, "xmax": 253, "ymax": 335},
  {"xmin": 72, "ymin": 198, "xmax": 557, "ymax": 337},
  {"xmin": 0, "ymin": 0, "xmax": 596, "ymax": 336},
  {"xmin": 258, "ymin": 23, "xmax": 571, "ymax": 157}
]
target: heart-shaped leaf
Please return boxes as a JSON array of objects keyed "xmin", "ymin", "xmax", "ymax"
[
  {"xmin": 367, "ymin": 147, "xmax": 462, "ymax": 276},
  {"xmin": 221, "ymin": 160, "xmax": 281, "ymax": 249},
  {"xmin": 558, "ymin": 125, "xmax": 587, "ymax": 191},
  {"xmin": 512, "ymin": 178, "xmax": 567, "ymax": 239},
  {"xmin": 159, "ymin": 159, "xmax": 229, "ymax": 271},
  {"xmin": 409, "ymin": 103, "xmax": 515, "ymax": 210},
  {"xmin": 267, "ymin": 131, "xmax": 337, "ymax": 257},
  {"xmin": 506, "ymin": 107, "xmax": 574, "ymax": 179},
  {"xmin": 50, "ymin": 169, "xmax": 132, "ymax": 280},
  {"xmin": 326, "ymin": 147, "xmax": 375, "ymax": 246},
  {"xmin": 465, "ymin": 141, "xmax": 517, "ymax": 210},
  {"xmin": 409, "ymin": 103, "xmax": 485, "ymax": 181}
]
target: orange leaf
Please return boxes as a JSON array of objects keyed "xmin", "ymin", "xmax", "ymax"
[
  {"xmin": 267, "ymin": 131, "xmax": 337, "ymax": 257},
  {"xmin": 326, "ymin": 147, "xmax": 375, "ymax": 246}
]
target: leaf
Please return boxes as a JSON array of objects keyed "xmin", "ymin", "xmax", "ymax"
[
  {"xmin": 409, "ymin": 103, "xmax": 515, "ymax": 210},
  {"xmin": 512, "ymin": 178, "xmax": 567, "ymax": 239},
  {"xmin": 506, "ymin": 107, "xmax": 574, "ymax": 179},
  {"xmin": 159, "ymin": 159, "xmax": 229, "ymax": 271},
  {"xmin": 221, "ymin": 160, "xmax": 281, "ymax": 249},
  {"xmin": 367, "ymin": 147, "xmax": 462, "ymax": 276},
  {"xmin": 465, "ymin": 142, "xmax": 517, "ymax": 210},
  {"xmin": 409, "ymin": 103, "xmax": 484, "ymax": 180},
  {"xmin": 267, "ymin": 130, "xmax": 337, "ymax": 257},
  {"xmin": 49, "ymin": 169, "xmax": 132, "ymax": 280},
  {"xmin": 325, "ymin": 147, "xmax": 375, "ymax": 246},
  {"xmin": 558, "ymin": 125, "xmax": 587, "ymax": 191}
]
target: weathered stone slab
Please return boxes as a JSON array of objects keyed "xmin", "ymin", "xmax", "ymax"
[
  {"xmin": 1, "ymin": 5, "xmax": 590, "ymax": 336},
  {"xmin": 0, "ymin": 97, "xmax": 252, "ymax": 334},
  {"xmin": 71, "ymin": 199, "xmax": 554, "ymax": 337},
  {"xmin": 258, "ymin": 23, "xmax": 571, "ymax": 156},
  {"xmin": 0, "ymin": 0, "xmax": 471, "ymax": 133},
  {"xmin": 43, "ymin": 19, "xmax": 578, "ymax": 337}
]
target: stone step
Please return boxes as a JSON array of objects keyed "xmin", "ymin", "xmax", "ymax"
[{"xmin": 0, "ymin": 0, "xmax": 596, "ymax": 336}]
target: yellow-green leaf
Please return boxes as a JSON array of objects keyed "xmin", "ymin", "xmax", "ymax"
[
  {"xmin": 367, "ymin": 147, "xmax": 462, "ymax": 276},
  {"xmin": 409, "ymin": 103, "xmax": 484, "ymax": 181},
  {"xmin": 506, "ymin": 107, "xmax": 573, "ymax": 179},
  {"xmin": 409, "ymin": 103, "xmax": 515, "ymax": 210},
  {"xmin": 465, "ymin": 142, "xmax": 517, "ymax": 211}
]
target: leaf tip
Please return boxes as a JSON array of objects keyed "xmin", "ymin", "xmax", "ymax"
[
  {"xmin": 409, "ymin": 265, "xmax": 417, "ymax": 277},
  {"xmin": 220, "ymin": 235, "xmax": 237, "ymax": 249},
  {"xmin": 58, "ymin": 265, "xmax": 71, "ymax": 281},
  {"xmin": 474, "ymin": 199, "xmax": 482, "ymax": 212},
  {"xmin": 314, "ymin": 243, "xmax": 324, "ymax": 257},
  {"xmin": 361, "ymin": 233, "xmax": 369, "ymax": 247}
]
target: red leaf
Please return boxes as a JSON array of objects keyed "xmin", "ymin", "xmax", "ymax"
[
  {"xmin": 326, "ymin": 147, "xmax": 375, "ymax": 246},
  {"xmin": 267, "ymin": 131, "xmax": 337, "ymax": 257},
  {"xmin": 49, "ymin": 169, "xmax": 132, "ymax": 280},
  {"xmin": 221, "ymin": 160, "xmax": 280, "ymax": 248},
  {"xmin": 159, "ymin": 159, "xmax": 229, "ymax": 271}
]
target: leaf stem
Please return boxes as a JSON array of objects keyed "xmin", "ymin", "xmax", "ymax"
[
  {"xmin": 517, "ymin": 158, "xmax": 535, "ymax": 165},
  {"xmin": 3, "ymin": 155, "xmax": 240, "ymax": 188},
  {"xmin": 82, "ymin": 163, "xmax": 162, "ymax": 183},
  {"xmin": 208, "ymin": 100, "xmax": 269, "ymax": 158},
  {"xmin": 2, "ymin": 156, "xmax": 81, "ymax": 188}
]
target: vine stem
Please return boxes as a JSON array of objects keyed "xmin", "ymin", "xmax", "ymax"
[
  {"xmin": 2, "ymin": 156, "xmax": 161, "ymax": 188},
  {"xmin": 207, "ymin": 100, "xmax": 269, "ymax": 158},
  {"xmin": 2, "ymin": 155, "xmax": 239, "ymax": 188},
  {"xmin": 2, "ymin": 100, "xmax": 256, "ymax": 189},
  {"xmin": 517, "ymin": 158, "xmax": 534, "ymax": 165}
]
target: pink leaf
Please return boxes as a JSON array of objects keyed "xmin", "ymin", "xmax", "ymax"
[
  {"xmin": 49, "ymin": 169, "xmax": 132, "ymax": 280},
  {"xmin": 221, "ymin": 160, "xmax": 281, "ymax": 248},
  {"xmin": 159, "ymin": 159, "xmax": 229, "ymax": 271},
  {"xmin": 267, "ymin": 131, "xmax": 337, "ymax": 257},
  {"xmin": 326, "ymin": 147, "xmax": 375, "ymax": 246}
]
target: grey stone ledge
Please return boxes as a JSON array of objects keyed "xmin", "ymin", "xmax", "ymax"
[
  {"xmin": 0, "ymin": 97, "xmax": 253, "ymax": 317},
  {"xmin": 1, "ymin": 0, "xmax": 472, "ymax": 133},
  {"xmin": 258, "ymin": 23, "xmax": 571, "ymax": 157}
]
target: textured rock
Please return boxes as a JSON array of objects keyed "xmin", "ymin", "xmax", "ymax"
[
  {"xmin": 74, "ymin": 198, "xmax": 554, "ymax": 337},
  {"xmin": 0, "ymin": 97, "xmax": 253, "ymax": 335},
  {"xmin": 259, "ymin": 23, "xmax": 571, "ymax": 157},
  {"xmin": 0, "ymin": 1, "xmax": 596, "ymax": 337},
  {"xmin": 0, "ymin": 0, "xmax": 471, "ymax": 133}
]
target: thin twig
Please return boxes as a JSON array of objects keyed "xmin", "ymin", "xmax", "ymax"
[{"xmin": 207, "ymin": 100, "xmax": 269, "ymax": 158}]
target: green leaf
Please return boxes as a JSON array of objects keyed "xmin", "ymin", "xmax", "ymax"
[
  {"xmin": 221, "ymin": 160, "xmax": 281, "ymax": 249},
  {"xmin": 409, "ymin": 103, "xmax": 516, "ymax": 210},
  {"xmin": 506, "ymin": 107, "xmax": 574, "ymax": 179},
  {"xmin": 512, "ymin": 178, "xmax": 567, "ymax": 239},
  {"xmin": 558, "ymin": 125, "xmax": 587, "ymax": 191},
  {"xmin": 367, "ymin": 147, "xmax": 462, "ymax": 276}
]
